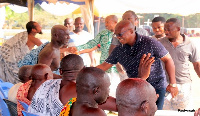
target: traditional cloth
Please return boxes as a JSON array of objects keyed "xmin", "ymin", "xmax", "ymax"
[
  {"xmin": 18, "ymin": 42, "xmax": 49, "ymax": 67},
  {"xmin": 77, "ymin": 29, "xmax": 117, "ymax": 73},
  {"xmin": 0, "ymin": 31, "xmax": 29, "ymax": 84},
  {"xmin": 8, "ymin": 82, "xmax": 23, "ymax": 103},
  {"xmin": 59, "ymin": 98, "xmax": 77, "ymax": 116},
  {"xmin": 28, "ymin": 79, "xmax": 64, "ymax": 116},
  {"xmin": 16, "ymin": 80, "xmax": 32, "ymax": 116}
]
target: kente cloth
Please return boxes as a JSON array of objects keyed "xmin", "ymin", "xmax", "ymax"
[
  {"xmin": 28, "ymin": 79, "xmax": 64, "ymax": 116},
  {"xmin": 0, "ymin": 31, "xmax": 29, "ymax": 84},
  {"xmin": 17, "ymin": 42, "xmax": 49, "ymax": 67},
  {"xmin": 16, "ymin": 80, "xmax": 32, "ymax": 116},
  {"xmin": 59, "ymin": 98, "xmax": 77, "ymax": 116}
]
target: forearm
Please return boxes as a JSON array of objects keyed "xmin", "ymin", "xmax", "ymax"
[
  {"xmin": 193, "ymin": 62, "xmax": 200, "ymax": 78},
  {"xmin": 77, "ymin": 39, "xmax": 98, "ymax": 51},
  {"xmin": 164, "ymin": 59, "xmax": 176, "ymax": 84}
]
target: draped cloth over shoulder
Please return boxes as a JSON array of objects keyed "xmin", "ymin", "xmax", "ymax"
[{"xmin": 0, "ymin": 31, "xmax": 29, "ymax": 84}]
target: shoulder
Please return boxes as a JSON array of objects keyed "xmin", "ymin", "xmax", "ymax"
[{"xmin": 82, "ymin": 107, "xmax": 107, "ymax": 116}]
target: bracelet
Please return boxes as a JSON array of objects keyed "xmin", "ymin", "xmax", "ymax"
[
  {"xmin": 97, "ymin": 44, "xmax": 101, "ymax": 48},
  {"xmin": 169, "ymin": 83, "xmax": 177, "ymax": 87}
]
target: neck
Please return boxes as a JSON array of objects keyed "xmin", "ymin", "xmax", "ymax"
[
  {"xmin": 73, "ymin": 30, "xmax": 82, "ymax": 34},
  {"xmin": 50, "ymin": 40, "xmax": 62, "ymax": 49},
  {"xmin": 128, "ymin": 34, "xmax": 137, "ymax": 46},
  {"xmin": 76, "ymin": 97, "xmax": 98, "ymax": 108},
  {"xmin": 155, "ymin": 34, "xmax": 165, "ymax": 39},
  {"xmin": 28, "ymin": 32, "xmax": 36, "ymax": 37}
]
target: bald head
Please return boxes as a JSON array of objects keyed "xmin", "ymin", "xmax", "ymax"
[
  {"xmin": 76, "ymin": 67, "xmax": 110, "ymax": 104},
  {"xmin": 64, "ymin": 18, "xmax": 74, "ymax": 32},
  {"xmin": 31, "ymin": 64, "xmax": 53, "ymax": 81},
  {"xmin": 116, "ymin": 20, "xmax": 134, "ymax": 30},
  {"xmin": 51, "ymin": 25, "xmax": 70, "ymax": 47},
  {"xmin": 105, "ymin": 15, "xmax": 118, "ymax": 23},
  {"xmin": 18, "ymin": 65, "xmax": 32, "ymax": 83},
  {"xmin": 60, "ymin": 54, "xmax": 84, "ymax": 80},
  {"xmin": 116, "ymin": 78, "xmax": 157, "ymax": 115},
  {"xmin": 74, "ymin": 17, "xmax": 84, "ymax": 32}
]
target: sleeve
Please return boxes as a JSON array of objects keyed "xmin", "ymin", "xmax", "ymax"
[
  {"xmin": 189, "ymin": 42, "xmax": 200, "ymax": 62},
  {"xmin": 77, "ymin": 32, "xmax": 102, "ymax": 51},
  {"xmin": 111, "ymin": 37, "xmax": 120, "ymax": 45},
  {"xmin": 105, "ymin": 47, "xmax": 119, "ymax": 64},
  {"xmin": 151, "ymin": 39, "xmax": 169, "ymax": 59}
]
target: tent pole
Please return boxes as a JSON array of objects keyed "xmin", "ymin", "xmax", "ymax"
[{"xmin": 28, "ymin": 0, "xmax": 34, "ymax": 21}]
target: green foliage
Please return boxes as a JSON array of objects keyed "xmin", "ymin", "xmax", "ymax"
[{"xmin": 137, "ymin": 13, "xmax": 200, "ymax": 28}]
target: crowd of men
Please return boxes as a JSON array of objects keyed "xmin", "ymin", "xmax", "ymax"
[{"xmin": 0, "ymin": 10, "xmax": 200, "ymax": 116}]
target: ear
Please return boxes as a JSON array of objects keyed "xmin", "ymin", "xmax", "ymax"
[
  {"xmin": 93, "ymin": 87, "xmax": 99, "ymax": 95},
  {"xmin": 44, "ymin": 73, "xmax": 48, "ymax": 80},
  {"xmin": 59, "ymin": 68, "xmax": 63, "ymax": 75},
  {"xmin": 140, "ymin": 100, "xmax": 149, "ymax": 114},
  {"xmin": 177, "ymin": 26, "xmax": 181, "ymax": 31},
  {"xmin": 130, "ymin": 28, "xmax": 134, "ymax": 34}
]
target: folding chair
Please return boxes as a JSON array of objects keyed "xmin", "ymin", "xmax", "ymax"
[
  {"xmin": 22, "ymin": 110, "xmax": 38, "ymax": 116},
  {"xmin": 0, "ymin": 95, "xmax": 11, "ymax": 116},
  {"xmin": 0, "ymin": 82, "xmax": 14, "ymax": 99},
  {"xmin": 3, "ymin": 99, "xmax": 17, "ymax": 116},
  {"xmin": 18, "ymin": 100, "xmax": 29, "ymax": 111}
]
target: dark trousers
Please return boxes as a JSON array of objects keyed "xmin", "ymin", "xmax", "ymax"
[{"xmin": 156, "ymin": 88, "xmax": 166, "ymax": 110}]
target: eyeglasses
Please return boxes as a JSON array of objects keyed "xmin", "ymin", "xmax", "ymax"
[{"xmin": 113, "ymin": 29, "xmax": 131, "ymax": 38}]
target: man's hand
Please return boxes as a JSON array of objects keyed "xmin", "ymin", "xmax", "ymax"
[
  {"xmin": 166, "ymin": 85, "xmax": 178, "ymax": 98},
  {"xmin": 138, "ymin": 53, "xmax": 155, "ymax": 80},
  {"xmin": 68, "ymin": 47, "xmax": 78, "ymax": 54},
  {"xmin": 194, "ymin": 108, "xmax": 200, "ymax": 116}
]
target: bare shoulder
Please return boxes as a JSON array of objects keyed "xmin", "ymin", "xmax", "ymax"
[{"xmin": 82, "ymin": 107, "xmax": 107, "ymax": 116}]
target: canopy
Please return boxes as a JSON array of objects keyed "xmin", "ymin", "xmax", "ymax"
[{"xmin": 1, "ymin": 0, "xmax": 200, "ymax": 35}]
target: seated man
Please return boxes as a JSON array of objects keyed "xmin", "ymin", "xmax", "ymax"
[
  {"xmin": 28, "ymin": 54, "xmax": 116, "ymax": 116},
  {"xmin": 116, "ymin": 78, "xmax": 157, "ymax": 116},
  {"xmin": 8, "ymin": 65, "xmax": 32, "ymax": 103},
  {"xmin": 18, "ymin": 25, "xmax": 70, "ymax": 78},
  {"xmin": 16, "ymin": 64, "xmax": 53, "ymax": 116},
  {"xmin": 28, "ymin": 54, "xmax": 84, "ymax": 116},
  {"xmin": 59, "ymin": 67, "xmax": 111, "ymax": 116},
  {"xmin": 0, "ymin": 21, "xmax": 42, "ymax": 84}
]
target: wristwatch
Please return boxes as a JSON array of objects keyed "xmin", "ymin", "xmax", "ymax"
[{"xmin": 169, "ymin": 83, "xmax": 177, "ymax": 87}]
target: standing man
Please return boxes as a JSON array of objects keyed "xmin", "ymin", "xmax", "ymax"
[
  {"xmin": 151, "ymin": 16, "xmax": 166, "ymax": 40},
  {"xmin": 97, "ymin": 20, "xmax": 178, "ymax": 110},
  {"xmin": 69, "ymin": 17, "xmax": 95, "ymax": 67},
  {"xmin": 64, "ymin": 18, "xmax": 74, "ymax": 32},
  {"xmin": 109, "ymin": 10, "xmax": 149, "ymax": 54},
  {"xmin": 0, "ymin": 21, "xmax": 42, "ymax": 84},
  {"xmin": 159, "ymin": 18, "xmax": 200, "ymax": 110}
]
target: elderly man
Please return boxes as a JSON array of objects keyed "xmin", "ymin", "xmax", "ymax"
[
  {"xmin": 97, "ymin": 20, "xmax": 178, "ymax": 110},
  {"xmin": 116, "ymin": 78, "xmax": 157, "ymax": 116},
  {"xmin": 0, "ymin": 21, "xmax": 42, "ymax": 84},
  {"xmin": 16, "ymin": 64, "xmax": 53, "ymax": 116},
  {"xmin": 18, "ymin": 25, "xmax": 70, "ymax": 78},
  {"xmin": 64, "ymin": 18, "xmax": 74, "ymax": 32},
  {"xmin": 159, "ymin": 18, "xmax": 200, "ymax": 110},
  {"xmin": 8, "ymin": 65, "xmax": 32, "ymax": 103},
  {"xmin": 59, "ymin": 67, "xmax": 111, "ymax": 116}
]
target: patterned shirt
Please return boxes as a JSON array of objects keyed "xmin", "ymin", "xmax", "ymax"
[
  {"xmin": 77, "ymin": 29, "xmax": 117, "ymax": 73},
  {"xmin": 28, "ymin": 79, "xmax": 63, "ymax": 116},
  {"xmin": 106, "ymin": 33, "xmax": 168, "ymax": 89},
  {"xmin": 16, "ymin": 80, "xmax": 32, "ymax": 116}
]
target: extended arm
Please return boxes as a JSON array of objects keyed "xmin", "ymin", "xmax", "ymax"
[
  {"xmin": 96, "ymin": 62, "xmax": 113, "ymax": 71},
  {"xmin": 161, "ymin": 53, "xmax": 178, "ymax": 98}
]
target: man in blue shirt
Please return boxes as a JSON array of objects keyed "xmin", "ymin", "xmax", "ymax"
[{"xmin": 97, "ymin": 20, "xmax": 178, "ymax": 110}]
